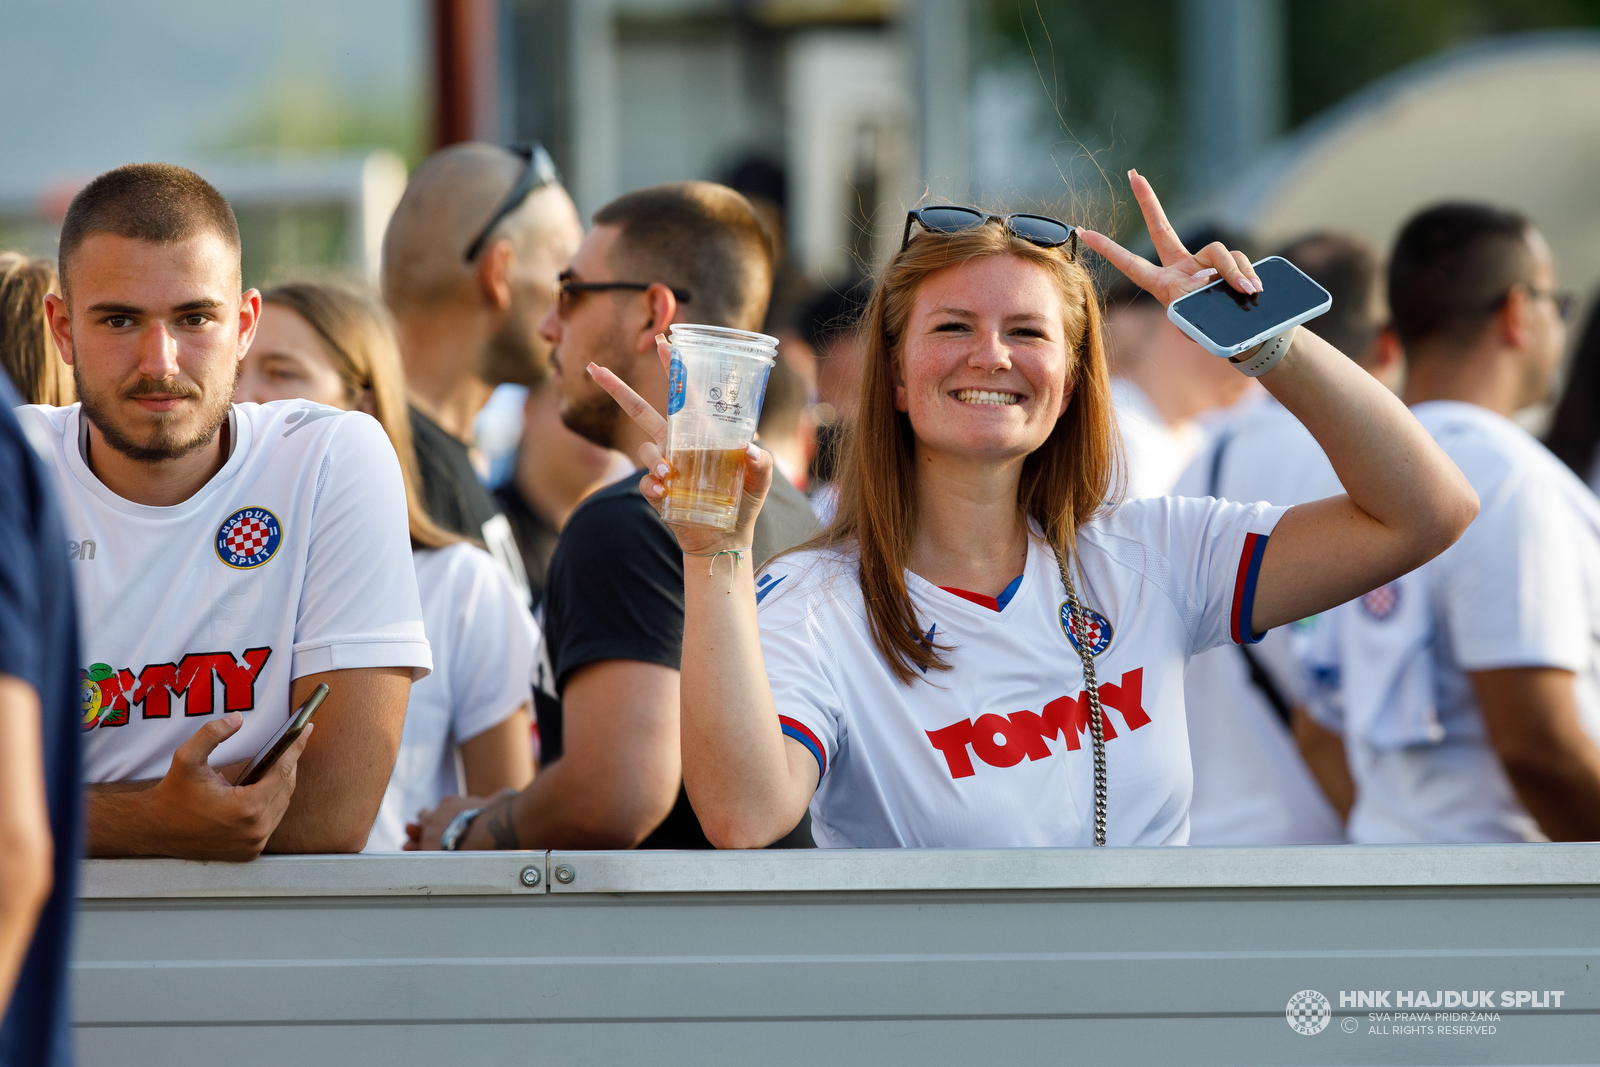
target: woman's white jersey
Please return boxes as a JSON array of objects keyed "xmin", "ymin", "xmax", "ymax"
[
  {"xmin": 365, "ymin": 542, "xmax": 539, "ymax": 851},
  {"xmin": 1305, "ymin": 401, "xmax": 1600, "ymax": 843},
  {"xmin": 19, "ymin": 401, "xmax": 432, "ymax": 782},
  {"xmin": 756, "ymin": 495, "xmax": 1285, "ymax": 848}
]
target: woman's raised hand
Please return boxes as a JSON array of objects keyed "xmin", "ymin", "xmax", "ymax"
[
  {"xmin": 585, "ymin": 335, "xmax": 773, "ymax": 554},
  {"xmin": 1077, "ymin": 169, "xmax": 1262, "ymax": 308}
]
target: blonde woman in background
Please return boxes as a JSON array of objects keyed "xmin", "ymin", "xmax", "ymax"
[
  {"xmin": 0, "ymin": 253, "xmax": 73, "ymax": 405},
  {"xmin": 236, "ymin": 281, "xmax": 537, "ymax": 852}
]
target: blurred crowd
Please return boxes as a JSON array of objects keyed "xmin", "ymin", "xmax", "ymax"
[{"xmin": 4, "ymin": 139, "xmax": 1600, "ymax": 1060}]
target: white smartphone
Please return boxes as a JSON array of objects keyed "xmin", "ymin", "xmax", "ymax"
[{"xmin": 1166, "ymin": 255, "xmax": 1333, "ymax": 358}]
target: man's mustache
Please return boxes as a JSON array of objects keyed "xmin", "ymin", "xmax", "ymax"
[{"xmin": 123, "ymin": 378, "xmax": 201, "ymax": 400}]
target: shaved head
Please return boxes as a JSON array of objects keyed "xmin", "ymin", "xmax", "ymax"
[{"xmin": 381, "ymin": 142, "xmax": 580, "ymax": 311}]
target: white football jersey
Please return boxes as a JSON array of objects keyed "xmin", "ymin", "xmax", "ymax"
[
  {"xmin": 1172, "ymin": 397, "xmax": 1346, "ymax": 845},
  {"xmin": 1111, "ymin": 377, "xmax": 1208, "ymax": 499},
  {"xmin": 1306, "ymin": 401, "xmax": 1600, "ymax": 842},
  {"xmin": 755, "ymin": 496, "xmax": 1285, "ymax": 848},
  {"xmin": 21, "ymin": 401, "xmax": 432, "ymax": 782},
  {"xmin": 365, "ymin": 542, "xmax": 538, "ymax": 851}
]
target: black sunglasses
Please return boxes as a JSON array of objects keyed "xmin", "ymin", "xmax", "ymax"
[
  {"xmin": 901, "ymin": 205, "xmax": 1077, "ymax": 256},
  {"xmin": 463, "ymin": 142, "xmax": 562, "ymax": 263},
  {"xmin": 555, "ymin": 270, "xmax": 692, "ymax": 314}
]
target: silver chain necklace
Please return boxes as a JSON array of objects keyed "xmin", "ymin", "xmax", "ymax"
[{"xmin": 1051, "ymin": 543, "xmax": 1108, "ymax": 847}]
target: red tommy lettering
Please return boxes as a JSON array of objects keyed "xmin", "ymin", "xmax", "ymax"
[
  {"xmin": 82, "ymin": 648, "xmax": 275, "ymax": 729},
  {"xmin": 926, "ymin": 668, "xmax": 1153, "ymax": 778},
  {"xmin": 214, "ymin": 647, "xmax": 272, "ymax": 711}
]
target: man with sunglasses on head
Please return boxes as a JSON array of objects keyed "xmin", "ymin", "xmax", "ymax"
[
  {"xmin": 381, "ymin": 142, "xmax": 584, "ymax": 602},
  {"xmin": 409, "ymin": 182, "xmax": 817, "ymax": 852},
  {"xmin": 1304, "ymin": 202, "xmax": 1600, "ymax": 843}
]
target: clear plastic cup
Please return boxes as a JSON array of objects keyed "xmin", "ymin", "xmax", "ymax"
[{"xmin": 662, "ymin": 323, "xmax": 778, "ymax": 530}]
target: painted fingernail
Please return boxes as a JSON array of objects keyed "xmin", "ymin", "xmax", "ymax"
[
  {"xmin": 651, "ymin": 483, "xmax": 665, "ymax": 496},
  {"xmin": 656, "ymin": 333, "xmax": 667, "ymax": 345},
  {"xmin": 585, "ymin": 362, "xmax": 597, "ymax": 375},
  {"xmin": 656, "ymin": 464, "xmax": 670, "ymax": 477},
  {"xmin": 746, "ymin": 444, "xmax": 761, "ymax": 460}
]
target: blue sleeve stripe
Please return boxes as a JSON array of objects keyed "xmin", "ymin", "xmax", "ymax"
[{"xmin": 779, "ymin": 716, "xmax": 826, "ymax": 777}]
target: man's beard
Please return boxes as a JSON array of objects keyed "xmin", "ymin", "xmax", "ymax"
[
  {"xmin": 75, "ymin": 361, "xmax": 236, "ymax": 463},
  {"xmin": 556, "ymin": 370, "xmax": 622, "ymax": 450},
  {"xmin": 483, "ymin": 288, "xmax": 550, "ymax": 387}
]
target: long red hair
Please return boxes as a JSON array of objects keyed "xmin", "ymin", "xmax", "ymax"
[{"xmin": 797, "ymin": 224, "xmax": 1120, "ymax": 683}]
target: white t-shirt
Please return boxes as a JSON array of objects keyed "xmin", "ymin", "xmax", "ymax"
[
  {"xmin": 21, "ymin": 401, "xmax": 432, "ymax": 782},
  {"xmin": 1172, "ymin": 398, "xmax": 1346, "ymax": 845},
  {"xmin": 364, "ymin": 542, "xmax": 539, "ymax": 851},
  {"xmin": 755, "ymin": 496, "xmax": 1286, "ymax": 848},
  {"xmin": 1111, "ymin": 378, "xmax": 1208, "ymax": 499},
  {"xmin": 1304, "ymin": 401, "xmax": 1600, "ymax": 843}
]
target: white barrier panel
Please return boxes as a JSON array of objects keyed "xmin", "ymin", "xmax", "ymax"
[{"xmin": 76, "ymin": 846, "xmax": 1600, "ymax": 1065}]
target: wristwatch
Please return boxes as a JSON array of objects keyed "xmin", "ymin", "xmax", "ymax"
[{"xmin": 439, "ymin": 806, "xmax": 484, "ymax": 851}]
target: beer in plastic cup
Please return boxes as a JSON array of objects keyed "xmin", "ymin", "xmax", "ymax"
[{"xmin": 662, "ymin": 323, "xmax": 778, "ymax": 530}]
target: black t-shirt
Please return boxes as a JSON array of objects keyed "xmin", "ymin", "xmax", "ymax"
[
  {"xmin": 538, "ymin": 468, "xmax": 819, "ymax": 849},
  {"xmin": 409, "ymin": 405, "xmax": 531, "ymax": 603},
  {"xmin": 0, "ymin": 376, "xmax": 81, "ymax": 1067},
  {"xmin": 494, "ymin": 479, "xmax": 559, "ymax": 609}
]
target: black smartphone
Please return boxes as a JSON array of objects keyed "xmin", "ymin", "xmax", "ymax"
[
  {"xmin": 233, "ymin": 683, "xmax": 328, "ymax": 787},
  {"xmin": 1166, "ymin": 255, "xmax": 1333, "ymax": 357}
]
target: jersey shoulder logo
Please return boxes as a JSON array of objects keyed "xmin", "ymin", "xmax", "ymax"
[
  {"xmin": 1359, "ymin": 581, "xmax": 1400, "ymax": 621},
  {"xmin": 1060, "ymin": 602, "xmax": 1113, "ymax": 657},
  {"xmin": 216, "ymin": 507, "xmax": 282, "ymax": 569}
]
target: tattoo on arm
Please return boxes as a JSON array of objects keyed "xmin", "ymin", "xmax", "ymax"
[{"xmin": 485, "ymin": 796, "xmax": 520, "ymax": 850}]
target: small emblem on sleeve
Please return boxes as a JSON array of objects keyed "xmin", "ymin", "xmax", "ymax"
[
  {"xmin": 215, "ymin": 507, "xmax": 282, "ymax": 569},
  {"xmin": 1359, "ymin": 582, "xmax": 1400, "ymax": 620},
  {"xmin": 1060, "ymin": 602, "xmax": 1113, "ymax": 657}
]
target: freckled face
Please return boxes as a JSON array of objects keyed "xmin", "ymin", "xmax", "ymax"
[{"xmin": 895, "ymin": 254, "xmax": 1075, "ymax": 463}]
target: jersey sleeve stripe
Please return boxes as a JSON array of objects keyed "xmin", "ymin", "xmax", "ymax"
[
  {"xmin": 778, "ymin": 715, "xmax": 826, "ymax": 777},
  {"xmin": 1230, "ymin": 532, "xmax": 1270, "ymax": 645}
]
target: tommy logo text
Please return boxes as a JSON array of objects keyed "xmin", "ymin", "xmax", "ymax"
[
  {"xmin": 925, "ymin": 667, "xmax": 1150, "ymax": 778},
  {"xmin": 80, "ymin": 648, "xmax": 272, "ymax": 730}
]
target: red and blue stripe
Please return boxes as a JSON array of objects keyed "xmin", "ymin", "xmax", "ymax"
[
  {"xmin": 1229, "ymin": 532, "xmax": 1270, "ymax": 645},
  {"xmin": 779, "ymin": 715, "xmax": 826, "ymax": 777}
]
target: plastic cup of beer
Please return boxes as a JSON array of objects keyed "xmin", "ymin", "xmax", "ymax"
[{"xmin": 662, "ymin": 323, "xmax": 778, "ymax": 530}]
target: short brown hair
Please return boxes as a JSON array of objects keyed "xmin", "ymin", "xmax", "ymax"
[
  {"xmin": 1388, "ymin": 202, "xmax": 1534, "ymax": 353},
  {"xmin": 0, "ymin": 253, "xmax": 73, "ymax": 405},
  {"xmin": 1275, "ymin": 232, "xmax": 1382, "ymax": 362},
  {"xmin": 592, "ymin": 182, "xmax": 773, "ymax": 332},
  {"xmin": 58, "ymin": 163, "xmax": 241, "ymax": 294}
]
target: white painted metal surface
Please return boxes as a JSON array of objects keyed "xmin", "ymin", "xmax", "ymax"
[{"xmin": 76, "ymin": 846, "xmax": 1600, "ymax": 1065}]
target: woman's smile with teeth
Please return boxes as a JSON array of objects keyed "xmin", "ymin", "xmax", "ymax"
[{"xmin": 952, "ymin": 388, "xmax": 1021, "ymax": 406}]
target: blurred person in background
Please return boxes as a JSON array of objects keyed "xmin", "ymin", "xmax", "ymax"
[
  {"xmin": 0, "ymin": 372, "xmax": 80, "ymax": 1067},
  {"xmin": 1176, "ymin": 232, "xmax": 1403, "ymax": 845},
  {"xmin": 797, "ymin": 277, "xmax": 871, "ymax": 521},
  {"xmin": 381, "ymin": 142, "xmax": 584, "ymax": 604},
  {"xmin": 33, "ymin": 163, "xmax": 431, "ymax": 860},
  {"xmin": 493, "ymin": 377, "xmax": 633, "ymax": 609},
  {"xmin": 1307, "ymin": 203, "xmax": 1600, "ymax": 843},
  {"xmin": 0, "ymin": 253, "xmax": 74, "ymax": 405},
  {"xmin": 236, "ymin": 281, "xmax": 537, "ymax": 852},
  {"xmin": 1543, "ymin": 291, "xmax": 1600, "ymax": 492},
  {"xmin": 725, "ymin": 156, "xmax": 809, "ymax": 338},
  {"xmin": 1103, "ymin": 226, "xmax": 1258, "ymax": 498},
  {"xmin": 410, "ymin": 182, "xmax": 816, "ymax": 852},
  {"xmin": 756, "ymin": 355, "xmax": 815, "ymax": 491}
]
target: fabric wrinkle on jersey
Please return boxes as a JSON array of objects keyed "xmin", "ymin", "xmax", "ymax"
[
  {"xmin": 755, "ymin": 495, "xmax": 1284, "ymax": 849},
  {"xmin": 1305, "ymin": 400, "xmax": 1600, "ymax": 843},
  {"xmin": 21, "ymin": 400, "xmax": 432, "ymax": 783}
]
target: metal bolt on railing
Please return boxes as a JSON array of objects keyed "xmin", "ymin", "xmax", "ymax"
[
  {"xmin": 519, "ymin": 865, "xmax": 542, "ymax": 888},
  {"xmin": 553, "ymin": 863, "xmax": 576, "ymax": 884}
]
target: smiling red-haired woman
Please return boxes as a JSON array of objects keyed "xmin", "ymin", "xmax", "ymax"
[{"xmin": 592, "ymin": 172, "xmax": 1478, "ymax": 850}]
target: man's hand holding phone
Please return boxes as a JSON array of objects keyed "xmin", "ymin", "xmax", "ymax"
[{"xmin": 104, "ymin": 711, "xmax": 313, "ymax": 862}]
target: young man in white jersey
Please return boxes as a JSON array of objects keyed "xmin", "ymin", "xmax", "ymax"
[
  {"xmin": 1307, "ymin": 202, "xmax": 1600, "ymax": 842},
  {"xmin": 30, "ymin": 163, "xmax": 432, "ymax": 860},
  {"xmin": 1175, "ymin": 233, "xmax": 1402, "ymax": 844}
]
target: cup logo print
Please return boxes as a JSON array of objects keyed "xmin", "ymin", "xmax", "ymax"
[
  {"xmin": 1286, "ymin": 989, "xmax": 1332, "ymax": 1035},
  {"xmin": 1060, "ymin": 602, "xmax": 1113, "ymax": 657},
  {"xmin": 216, "ymin": 507, "xmax": 282, "ymax": 569},
  {"xmin": 667, "ymin": 350, "xmax": 687, "ymax": 415}
]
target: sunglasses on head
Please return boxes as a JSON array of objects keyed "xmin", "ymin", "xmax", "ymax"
[
  {"xmin": 900, "ymin": 205, "xmax": 1078, "ymax": 256},
  {"xmin": 463, "ymin": 142, "xmax": 562, "ymax": 263}
]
